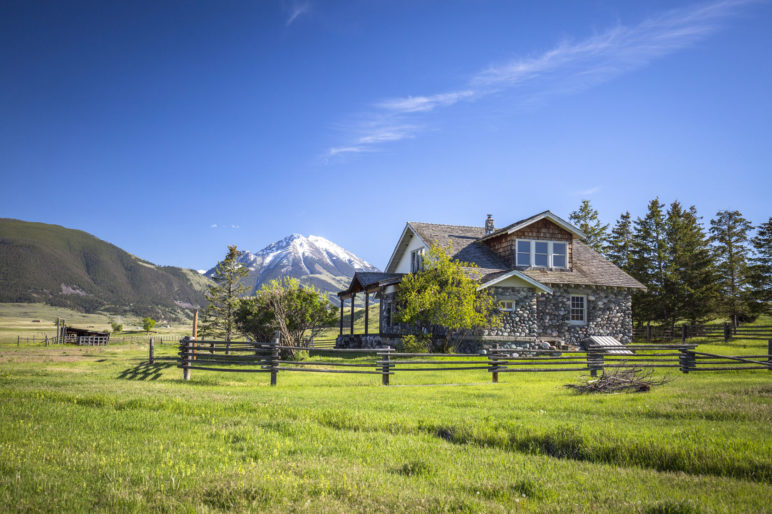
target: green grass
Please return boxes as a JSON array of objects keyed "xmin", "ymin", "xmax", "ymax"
[
  {"xmin": 0, "ymin": 330, "xmax": 770, "ymax": 512},
  {"xmin": 0, "ymin": 303, "xmax": 193, "ymax": 345}
]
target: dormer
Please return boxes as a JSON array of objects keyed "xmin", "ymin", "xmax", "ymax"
[{"xmin": 479, "ymin": 211, "xmax": 585, "ymax": 271}]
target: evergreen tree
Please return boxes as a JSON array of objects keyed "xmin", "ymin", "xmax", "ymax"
[
  {"xmin": 605, "ymin": 211, "xmax": 632, "ymax": 269},
  {"xmin": 747, "ymin": 217, "xmax": 772, "ymax": 315},
  {"xmin": 569, "ymin": 199, "xmax": 609, "ymax": 253},
  {"xmin": 629, "ymin": 198, "xmax": 668, "ymax": 325},
  {"xmin": 709, "ymin": 210, "xmax": 753, "ymax": 325},
  {"xmin": 200, "ymin": 245, "xmax": 249, "ymax": 341},
  {"xmin": 664, "ymin": 203, "xmax": 717, "ymax": 325}
]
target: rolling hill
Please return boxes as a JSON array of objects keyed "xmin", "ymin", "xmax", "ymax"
[{"xmin": 0, "ymin": 218, "xmax": 211, "ymax": 320}]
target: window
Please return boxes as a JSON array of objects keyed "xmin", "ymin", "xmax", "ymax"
[
  {"xmin": 515, "ymin": 240, "xmax": 569, "ymax": 269},
  {"xmin": 410, "ymin": 248, "xmax": 424, "ymax": 273},
  {"xmin": 570, "ymin": 295, "xmax": 586, "ymax": 324},
  {"xmin": 500, "ymin": 300, "xmax": 516, "ymax": 312},
  {"xmin": 516, "ymin": 240, "xmax": 531, "ymax": 267},
  {"xmin": 552, "ymin": 242, "xmax": 567, "ymax": 268},
  {"xmin": 534, "ymin": 241, "xmax": 549, "ymax": 267}
]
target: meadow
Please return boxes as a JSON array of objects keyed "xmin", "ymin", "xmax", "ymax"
[{"xmin": 1, "ymin": 317, "xmax": 771, "ymax": 512}]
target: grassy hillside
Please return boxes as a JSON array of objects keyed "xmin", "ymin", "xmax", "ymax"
[
  {"xmin": 0, "ymin": 218, "xmax": 212, "ymax": 320},
  {"xmin": 0, "ymin": 332, "xmax": 769, "ymax": 511}
]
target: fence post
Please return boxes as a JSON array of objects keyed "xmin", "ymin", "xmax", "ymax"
[
  {"xmin": 17, "ymin": 335, "xmax": 20, "ymax": 347},
  {"xmin": 182, "ymin": 337, "xmax": 191, "ymax": 381},
  {"xmin": 381, "ymin": 348, "xmax": 390, "ymax": 386},
  {"xmin": 681, "ymin": 325, "xmax": 687, "ymax": 343},
  {"xmin": 149, "ymin": 337, "xmax": 154, "ymax": 365},
  {"xmin": 646, "ymin": 325, "xmax": 652, "ymax": 343},
  {"xmin": 270, "ymin": 331, "xmax": 280, "ymax": 386},
  {"xmin": 588, "ymin": 348, "xmax": 603, "ymax": 377},
  {"xmin": 723, "ymin": 322, "xmax": 730, "ymax": 344},
  {"xmin": 489, "ymin": 350, "xmax": 499, "ymax": 383},
  {"xmin": 768, "ymin": 339, "xmax": 771, "ymax": 371}
]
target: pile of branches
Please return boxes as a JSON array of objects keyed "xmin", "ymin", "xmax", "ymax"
[{"xmin": 565, "ymin": 367, "xmax": 671, "ymax": 394}]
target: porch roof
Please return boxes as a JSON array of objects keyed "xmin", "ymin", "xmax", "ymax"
[{"xmin": 337, "ymin": 272, "xmax": 405, "ymax": 298}]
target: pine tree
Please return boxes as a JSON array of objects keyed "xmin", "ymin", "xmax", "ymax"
[
  {"xmin": 664, "ymin": 203, "xmax": 717, "ymax": 325},
  {"xmin": 629, "ymin": 198, "xmax": 668, "ymax": 325},
  {"xmin": 709, "ymin": 210, "xmax": 753, "ymax": 326},
  {"xmin": 605, "ymin": 211, "xmax": 632, "ymax": 270},
  {"xmin": 569, "ymin": 200, "xmax": 609, "ymax": 253},
  {"xmin": 200, "ymin": 245, "xmax": 249, "ymax": 341},
  {"xmin": 747, "ymin": 217, "xmax": 772, "ymax": 316}
]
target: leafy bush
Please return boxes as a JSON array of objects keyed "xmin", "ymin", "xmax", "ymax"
[{"xmin": 400, "ymin": 334, "xmax": 429, "ymax": 353}]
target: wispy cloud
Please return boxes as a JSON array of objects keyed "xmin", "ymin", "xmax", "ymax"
[
  {"xmin": 576, "ymin": 186, "xmax": 601, "ymax": 196},
  {"xmin": 327, "ymin": 0, "xmax": 751, "ymax": 158},
  {"xmin": 286, "ymin": 1, "xmax": 310, "ymax": 26}
]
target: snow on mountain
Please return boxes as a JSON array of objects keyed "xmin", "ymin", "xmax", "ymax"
[{"xmin": 205, "ymin": 234, "xmax": 379, "ymax": 303}]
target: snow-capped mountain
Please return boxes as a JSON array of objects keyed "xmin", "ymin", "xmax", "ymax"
[{"xmin": 205, "ymin": 234, "xmax": 379, "ymax": 303}]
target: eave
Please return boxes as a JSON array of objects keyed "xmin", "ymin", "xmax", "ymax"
[{"xmin": 476, "ymin": 270, "xmax": 553, "ymax": 293}]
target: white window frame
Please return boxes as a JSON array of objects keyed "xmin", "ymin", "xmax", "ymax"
[
  {"xmin": 499, "ymin": 300, "xmax": 516, "ymax": 312},
  {"xmin": 569, "ymin": 295, "xmax": 587, "ymax": 325},
  {"xmin": 410, "ymin": 248, "xmax": 425, "ymax": 273},
  {"xmin": 514, "ymin": 239, "xmax": 569, "ymax": 269}
]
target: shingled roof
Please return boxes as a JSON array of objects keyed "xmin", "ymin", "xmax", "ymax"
[{"xmin": 405, "ymin": 221, "xmax": 644, "ymax": 290}]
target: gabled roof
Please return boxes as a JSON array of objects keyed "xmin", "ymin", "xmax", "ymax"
[
  {"xmin": 522, "ymin": 240, "xmax": 645, "ymax": 290},
  {"xmin": 476, "ymin": 270, "xmax": 553, "ymax": 293},
  {"xmin": 384, "ymin": 218, "xmax": 645, "ymax": 291},
  {"xmin": 479, "ymin": 210, "xmax": 586, "ymax": 241}
]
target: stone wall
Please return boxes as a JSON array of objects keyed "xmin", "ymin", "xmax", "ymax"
[
  {"xmin": 486, "ymin": 285, "xmax": 633, "ymax": 344},
  {"xmin": 345, "ymin": 284, "xmax": 633, "ymax": 351}
]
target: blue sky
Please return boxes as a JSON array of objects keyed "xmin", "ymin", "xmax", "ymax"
[{"xmin": 1, "ymin": 0, "xmax": 770, "ymax": 270}]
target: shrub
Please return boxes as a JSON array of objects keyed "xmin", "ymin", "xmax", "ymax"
[{"xmin": 401, "ymin": 334, "xmax": 429, "ymax": 353}]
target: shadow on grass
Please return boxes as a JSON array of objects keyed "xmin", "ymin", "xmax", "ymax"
[{"xmin": 118, "ymin": 359, "xmax": 175, "ymax": 381}]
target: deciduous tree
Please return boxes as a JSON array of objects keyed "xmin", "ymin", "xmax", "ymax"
[
  {"xmin": 395, "ymin": 244, "xmax": 499, "ymax": 353},
  {"xmin": 235, "ymin": 278, "xmax": 338, "ymax": 360},
  {"xmin": 142, "ymin": 317, "xmax": 156, "ymax": 333}
]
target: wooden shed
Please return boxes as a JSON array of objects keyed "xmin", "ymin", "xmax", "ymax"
[{"xmin": 62, "ymin": 326, "xmax": 110, "ymax": 346}]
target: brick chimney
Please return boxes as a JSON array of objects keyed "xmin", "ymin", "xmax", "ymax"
[{"xmin": 485, "ymin": 214, "xmax": 495, "ymax": 235}]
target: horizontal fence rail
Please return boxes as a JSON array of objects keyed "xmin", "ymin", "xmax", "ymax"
[
  {"xmin": 178, "ymin": 336, "xmax": 772, "ymax": 385},
  {"xmin": 633, "ymin": 323, "xmax": 772, "ymax": 344}
]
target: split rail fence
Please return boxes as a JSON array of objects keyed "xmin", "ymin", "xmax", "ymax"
[
  {"xmin": 178, "ymin": 336, "xmax": 772, "ymax": 385},
  {"xmin": 633, "ymin": 323, "xmax": 772, "ymax": 344}
]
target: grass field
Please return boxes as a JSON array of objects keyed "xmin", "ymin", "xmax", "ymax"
[{"xmin": 1, "ymin": 324, "xmax": 771, "ymax": 512}]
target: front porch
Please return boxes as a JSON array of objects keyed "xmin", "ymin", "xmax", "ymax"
[{"xmin": 335, "ymin": 272, "xmax": 403, "ymax": 348}]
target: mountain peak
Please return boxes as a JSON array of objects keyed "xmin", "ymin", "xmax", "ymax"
[{"xmin": 206, "ymin": 233, "xmax": 379, "ymax": 303}]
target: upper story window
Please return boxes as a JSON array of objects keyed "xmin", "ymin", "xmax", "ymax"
[
  {"xmin": 410, "ymin": 248, "xmax": 424, "ymax": 273},
  {"xmin": 515, "ymin": 240, "xmax": 569, "ymax": 269}
]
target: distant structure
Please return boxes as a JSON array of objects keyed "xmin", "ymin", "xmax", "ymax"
[{"xmin": 56, "ymin": 318, "xmax": 109, "ymax": 345}]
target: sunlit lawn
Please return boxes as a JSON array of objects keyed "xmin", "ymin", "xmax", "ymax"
[{"xmin": 0, "ymin": 332, "xmax": 770, "ymax": 512}]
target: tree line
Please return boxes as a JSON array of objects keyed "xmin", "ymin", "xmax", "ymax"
[{"xmin": 569, "ymin": 199, "xmax": 771, "ymax": 327}]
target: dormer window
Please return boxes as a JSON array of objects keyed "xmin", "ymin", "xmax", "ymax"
[
  {"xmin": 515, "ymin": 240, "xmax": 568, "ymax": 269},
  {"xmin": 410, "ymin": 248, "xmax": 424, "ymax": 273}
]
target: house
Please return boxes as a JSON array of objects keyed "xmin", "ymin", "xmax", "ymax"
[{"xmin": 336, "ymin": 211, "xmax": 645, "ymax": 350}]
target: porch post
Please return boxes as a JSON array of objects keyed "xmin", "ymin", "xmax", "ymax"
[
  {"xmin": 364, "ymin": 293, "xmax": 369, "ymax": 336},
  {"xmin": 339, "ymin": 296, "xmax": 344, "ymax": 336},
  {"xmin": 350, "ymin": 293, "xmax": 356, "ymax": 334}
]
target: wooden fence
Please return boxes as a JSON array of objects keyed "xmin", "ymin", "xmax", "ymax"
[
  {"xmin": 178, "ymin": 337, "xmax": 772, "ymax": 385},
  {"xmin": 633, "ymin": 323, "xmax": 772, "ymax": 344}
]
